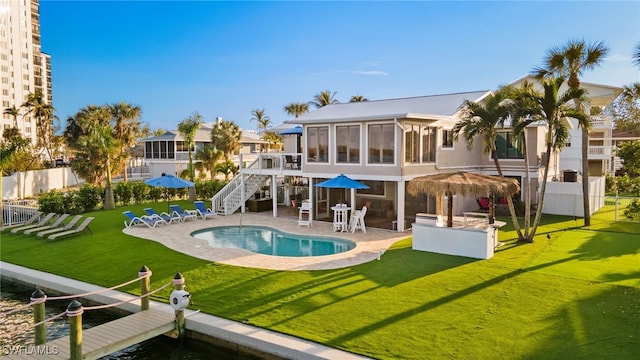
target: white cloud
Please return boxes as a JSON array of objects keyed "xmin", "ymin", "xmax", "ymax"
[
  {"xmin": 607, "ymin": 54, "xmax": 631, "ymax": 63},
  {"xmin": 352, "ymin": 70, "xmax": 389, "ymax": 76}
]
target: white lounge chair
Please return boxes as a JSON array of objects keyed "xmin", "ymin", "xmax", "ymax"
[
  {"xmin": 10, "ymin": 213, "xmax": 56, "ymax": 234},
  {"xmin": 193, "ymin": 201, "xmax": 217, "ymax": 220},
  {"xmin": 37, "ymin": 215, "xmax": 83, "ymax": 237},
  {"xmin": 349, "ymin": 206, "xmax": 367, "ymax": 233},
  {"xmin": 298, "ymin": 200, "xmax": 312, "ymax": 227},
  {"xmin": 123, "ymin": 211, "xmax": 166, "ymax": 228},
  {"xmin": 49, "ymin": 217, "xmax": 94, "ymax": 240},
  {"xmin": 24, "ymin": 214, "xmax": 70, "ymax": 235}
]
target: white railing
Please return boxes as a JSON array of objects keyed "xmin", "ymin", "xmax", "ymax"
[
  {"xmin": 588, "ymin": 146, "xmax": 611, "ymax": 156},
  {"xmin": 2, "ymin": 203, "xmax": 40, "ymax": 226},
  {"xmin": 590, "ymin": 115, "xmax": 612, "ymax": 129}
]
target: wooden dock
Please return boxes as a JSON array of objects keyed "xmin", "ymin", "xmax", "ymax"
[{"xmin": 4, "ymin": 309, "xmax": 176, "ymax": 359}]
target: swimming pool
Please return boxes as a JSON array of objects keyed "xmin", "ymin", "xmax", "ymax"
[{"xmin": 191, "ymin": 226, "xmax": 355, "ymax": 257}]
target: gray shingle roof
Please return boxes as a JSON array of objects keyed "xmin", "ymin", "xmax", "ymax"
[{"xmin": 287, "ymin": 90, "xmax": 490, "ymax": 123}]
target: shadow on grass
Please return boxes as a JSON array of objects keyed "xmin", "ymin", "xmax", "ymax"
[{"xmin": 524, "ymin": 286, "xmax": 640, "ymax": 360}]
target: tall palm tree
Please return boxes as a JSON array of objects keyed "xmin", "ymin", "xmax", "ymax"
[
  {"xmin": 177, "ymin": 112, "xmax": 204, "ymax": 183},
  {"xmin": 214, "ymin": 159, "xmax": 238, "ymax": 182},
  {"xmin": 350, "ymin": 95, "xmax": 368, "ymax": 102},
  {"xmin": 308, "ymin": 90, "xmax": 339, "ymax": 109},
  {"xmin": 262, "ymin": 130, "xmax": 282, "ymax": 152},
  {"xmin": 22, "ymin": 91, "xmax": 58, "ymax": 163},
  {"xmin": 633, "ymin": 42, "xmax": 640, "ymax": 69},
  {"xmin": 195, "ymin": 145, "xmax": 222, "ymax": 179},
  {"xmin": 250, "ymin": 108, "xmax": 271, "ymax": 134},
  {"xmin": 109, "ymin": 102, "xmax": 142, "ymax": 182},
  {"xmin": 532, "ymin": 39, "xmax": 609, "ymax": 226},
  {"xmin": 453, "ymin": 88, "xmax": 524, "ymax": 240},
  {"xmin": 526, "ymin": 77, "xmax": 588, "ymax": 239},
  {"xmin": 211, "ymin": 119, "xmax": 241, "ymax": 160},
  {"xmin": 4, "ymin": 105, "xmax": 20, "ymax": 129},
  {"xmin": 283, "ymin": 102, "xmax": 309, "ymax": 118}
]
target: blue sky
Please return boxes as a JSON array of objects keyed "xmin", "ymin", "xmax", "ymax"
[{"xmin": 40, "ymin": 1, "xmax": 640, "ymax": 132}]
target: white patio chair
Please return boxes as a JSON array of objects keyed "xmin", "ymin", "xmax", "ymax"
[
  {"xmin": 350, "ymin": 206, "xmax": 367, "ymax": 233},
  {"xmin": 298, "ymin": 200, "xmax": 312, "ymax": 227}
]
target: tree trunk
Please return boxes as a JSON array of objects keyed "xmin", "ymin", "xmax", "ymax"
[
  {"xmin": 447, "ymin": 191, "xmax": 453, "ymax": 228},
  {"xmin": 492, "ymin": 148, "xmax": 524, "ymax": 241},
  {"xmin": 104, "ymin": 158, "xmax": 115, "ymax": 210},
  {"xmin": 582, "ymin": 126, "xmax": 591, "ymax": 226}
]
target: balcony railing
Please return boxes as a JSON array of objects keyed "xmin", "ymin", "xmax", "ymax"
[
  {"xmin": 588, "ymin": 145, "xmax": 611, "ymax": 157},
  {"xmin": 590, "ymin": 115, "xmax": 612, "ymax": 129}
]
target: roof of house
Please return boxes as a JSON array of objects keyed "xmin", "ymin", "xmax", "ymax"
[
  {"xmin": 612, "ymin": 129, "xmax": 640, "ymax": 140},
  {"xmin": 140, "ymin": 126, "xmax": 265, "ymax": 144},
  {"xmin": 285, "ymin": 90, "xmax": 490, "ymax": 124}
]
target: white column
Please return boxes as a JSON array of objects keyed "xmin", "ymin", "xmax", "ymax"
[{"xmin": 397, "ymin": 180, "xmax": 405, "ymax": 231}]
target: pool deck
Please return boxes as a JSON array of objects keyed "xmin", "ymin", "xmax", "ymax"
[{"xmin": 123, "ymin": 211, "xmax": 411, "ymax": 271}]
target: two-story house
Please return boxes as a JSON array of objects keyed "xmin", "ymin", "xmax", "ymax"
[{"xmin": 210, "ymin": 77, "xmax": 621, "ymax": 231}]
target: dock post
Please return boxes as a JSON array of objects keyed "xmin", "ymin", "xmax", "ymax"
[
  {"xmin": 66, "ymin": 300, "xmax": 83, "ymax": 360},
  {"xmin": 139, "ymin": 265, "xmax": 151, "ymax": 311},
  {"xmin": 31, "ymin": 289, "xmax": 46, "ymax": 345},
  {"xmin": 173, "ymin": 272, "xmax": 186, "ymax": 338}
]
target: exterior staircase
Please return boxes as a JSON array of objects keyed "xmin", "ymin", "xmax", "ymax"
[{"xmin": 211, "ymin": 173, "xmax": 270, "ymax": 215}]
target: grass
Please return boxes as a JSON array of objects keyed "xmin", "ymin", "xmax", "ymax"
[{"xmin": 1, "ymin": 202, "xmax": 639, "ymax": 359}]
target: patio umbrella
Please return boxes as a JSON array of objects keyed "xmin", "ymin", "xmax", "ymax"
[
  {"xmin": 408, "ymin": 172, "xmax": 520, "ymax": 227},
  {"xmin": 144, "ymin": 174, "xmax": 195, "ymax": 211},
  {"xmin": 280, "ymin": 126, "xmax": 303, "ymax": 135},
  {"xmin": 315, "ymin": 174, "xmax": 369, "ymax": 206}
]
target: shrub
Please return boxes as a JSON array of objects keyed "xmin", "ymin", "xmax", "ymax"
[
  {"xmin": 113, "ymin": 182, "xmax": 134, "ymax": 206},
  {"xmin": 77, "ymin": 184, "xmax": 102, "ymax": 212},
  {"xmin": 148, "ymin": 186, "xmax": 163, "ymax": 202},
  {"xmin": 196, "ymin": 179, "xmax": 226, "ymax": 200},
  {"xmin": 38, "ymin": 190, "xmax": 66, "ymax": 214},
  {"xmin": 131, "ymin": 181, "xmax": 149, "ymax": 204}
]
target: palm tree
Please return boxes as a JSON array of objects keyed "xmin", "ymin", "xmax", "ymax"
[
  {"xmin": 0, "ymin": 137, "xmax": 28, "ymax": 226},
  {"xmin": 63, "ymin": 105, "xmax": 113, "ymax": 185},
  {"xmin": 250, "ymin": 109, "xmax": 271, "ymax": 134},
  {"xmin": 283, "ymin": 102, "xmax": 309, "ymax": 118},
  {"xmin": 211, "ymin": 119, "xmax": 241, "ymax": 160},
  {"xmin": 109, "ymin": 102, "xmax": 143, "ymax": 182},
  {"xmin": 350, "ymin": 95, "xmax": 368, "ymax": 102},
  {"xmin": 262, "ymin": 130, "xmax": 282, "ymax": 153},
  {"xmin": 214, "ymin": 159, "xmax": 238, "ymax": 182},
  {"xmin": 177, "ymin": 111, "xmax": 204, "ymax": 185},
  {"xmin": 195, "ymin": 145, "xmax": 222, "ymax": 179},
  {"xmin": 633, "ymin": 42, "xmax": 640, "ymax": 69},
  {"xmin": 4, "ymin": 105, "xmax": 20, "ymax": 129},
  {"xmin": 532, "ymin": 39, "xmax": 609, "ymax": 226},
  {"xmin": 308, "ymin": 90, "xmax": 339, "ymax": 109},
  {"xmin": 22, "ymin": 91, "xmax": 58, "ymax": 163},
  {"xmin": 526, "ymin": 77, "xmax": 588, "ymax": 239},
  {"xmin": 453, "ymin": 88, "xmax": 524, "ymax": 240}
]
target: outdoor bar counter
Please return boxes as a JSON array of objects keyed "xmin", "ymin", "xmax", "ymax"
[{"xmin": 411, "ymin": 213, "xmax": 505, "ymax": 259}]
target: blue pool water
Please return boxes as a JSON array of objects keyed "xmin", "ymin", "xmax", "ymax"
[{"xmin": 191, "ymin": 226, "xmax": 355, "ymax": 257}]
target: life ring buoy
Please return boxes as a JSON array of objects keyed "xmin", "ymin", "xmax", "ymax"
[{"xmin": 169, "ymin": 290, "xmax": 190, "ymax": 310}]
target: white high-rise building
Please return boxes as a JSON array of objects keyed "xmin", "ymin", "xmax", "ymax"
[{"xmin": 0, "ymin": 0, "xmax": 52, "ymax": 144}]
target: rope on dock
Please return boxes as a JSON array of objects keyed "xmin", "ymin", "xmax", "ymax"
[
  {"xmin": 0, "ymin": 272, "xmax": 153, "ymax": 317},
  {"xmin": 31, "ymin": 311, "xmax": 66, "ymax": 328},
  {"xmin": 47, "ymin": 272, "xmax": 153, "ymax": 301},
  {"xmin": 83, "ymin": 280, "xmax": 173, "ymax": 311}
]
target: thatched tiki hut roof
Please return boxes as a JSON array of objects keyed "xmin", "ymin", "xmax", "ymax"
[{"xmin": 408, "ymin": 172, "xmax": 520, "ymax": 227}]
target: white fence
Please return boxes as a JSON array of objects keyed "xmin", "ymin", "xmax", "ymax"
[
  {"xmin": 1, "ymin": 167, "xmax": 83, "ymax": 200},
  {"xmin": 542, "ymin": 176, "xmax": 605, "ymax": 217}
]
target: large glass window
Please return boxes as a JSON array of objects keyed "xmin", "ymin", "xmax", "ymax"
[
  {"xmin": 144, "ymin": 141, "xmax": 175, "ymax": 159},
  {"xmin": 336, "ymin": 125, "xmax": 360, "ymax": 163},
  {"xmin": 442, "ymin": 130, "xmax": 454, "ymax": 149},
  {"xmin": 307, "ymin": 126, "xmax": 329, "ymax": 162},
  {"xmin": 405, "ymin": 124, "xmax": 420, "ymax": 163},
  {"xmin": 422, "ymin": 125, "xmax": 436, "ymax": 162},
  {"xmin": 368, "ymin": 124, "xmax": 394, "ymax": 164},
  {"xmin": 405, "ymin": 124, "xmax": 436, "ymax": 163},
  {"xmin": 495, "ymin": 132, "xmax": 524, "ymax": 159}
]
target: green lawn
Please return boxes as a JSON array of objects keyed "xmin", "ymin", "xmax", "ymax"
[{"xmin": 1, "ymin": 202, "xmax": 639, "ymax": 359}]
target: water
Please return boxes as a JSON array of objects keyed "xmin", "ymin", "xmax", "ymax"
[
  {"xmin": 191, "ymin": 225, "xmax": 355, "ymax": 257},
  {"xmin": 0, "ymin": 281, "xmax": 259, "ymax": 359}
]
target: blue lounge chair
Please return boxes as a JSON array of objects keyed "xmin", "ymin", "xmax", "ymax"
[
  {"xmin": 193, "ymin": 201, "xmax": 217, "ymax": 220},
  {"xmin": 169, "ymin": 205, "xmax": 198, "ymax": 222},
  {"xmin": 37, "ymin": 215, "xmax": 83, "ymax": 237},
  {"xmin": 49, "ymin": 217, "xmax": 94, "ymax": 240},
  {"xmin": 24, "ymin": 214, "xmax": 70, "ymax": 235},
  {"xmin": 123, "ymin": 211, "xmax": 166, "ymax": 228},
  {"xmin": 144, "ymin": 208, "xmax": 180, "ymax": 224},
  {"xmin": 10, "ymin": 213, "xmax": 56, "ymax": 234}
]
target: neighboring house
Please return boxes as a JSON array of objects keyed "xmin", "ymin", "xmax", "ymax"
[
  {"xmin": 214, "ymin": 76, "xmax": 622, "ymax": 231},
  {"xmin": 611, "ymin": 129, "xmax": 640, "ymax": 174},
  {"xmin": 139, "ymin": 123, "xmax": 266, "ymax": 178}
]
